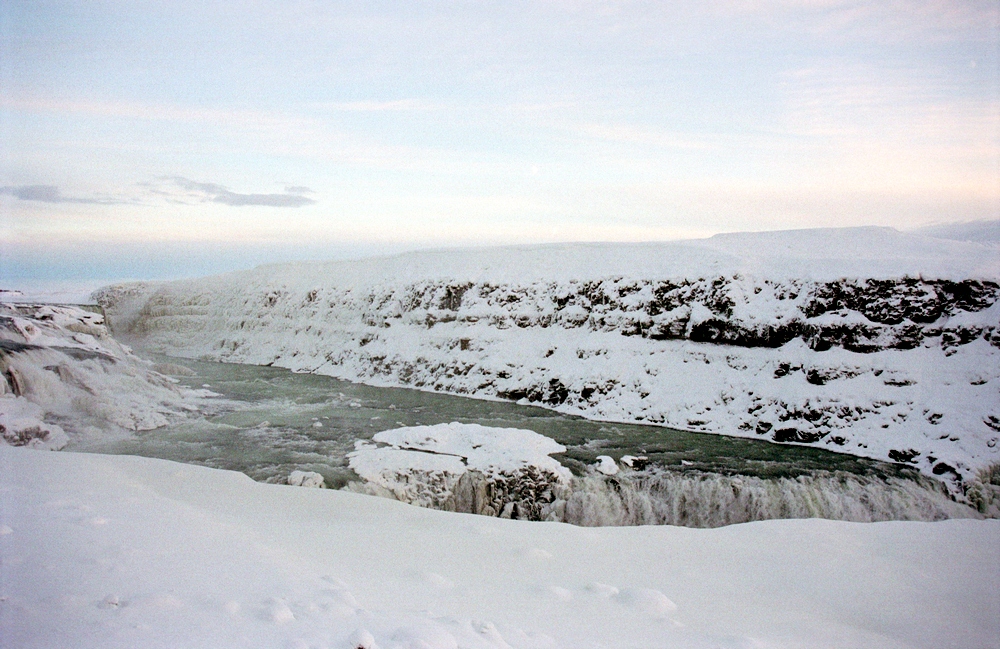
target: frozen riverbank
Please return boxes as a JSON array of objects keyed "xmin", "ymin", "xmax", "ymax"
[
  {"xmin": 95, "ymin": 227, "xmax": 1000, "ymax": 485},
  {"xmin": 2, "ymin": 445, "xmax": 998, "ymax": 649}
]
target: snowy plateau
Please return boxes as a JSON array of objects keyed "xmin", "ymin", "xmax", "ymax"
[{"xmin": 95, "ymin": 226, "xmax": 1000, "ymax": 491}]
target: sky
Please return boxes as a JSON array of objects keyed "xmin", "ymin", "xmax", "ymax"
[{"xmin": 1, "ymin": 0, "xmax": 998, "ymax": 282}]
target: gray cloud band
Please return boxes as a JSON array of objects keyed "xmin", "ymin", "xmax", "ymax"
[
  {"xmin": 0, "ymin": 185, "xmax": 122, "ymax": 205},
  {"xmin": 168, "ymin": 177, "xmax": 316, "ymax": 207}
]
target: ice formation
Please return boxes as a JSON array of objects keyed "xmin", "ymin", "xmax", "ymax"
[
  {"xmin": 348, "ymin": 422, "xmax": 571, "ymax": 520},
  {"xmin": 0, "ymin": 303, "xmax": 211, "ymax": 447},
  {"xmin": 95, "ymin": 227, "xmax": 1000, "ymax": 487}
]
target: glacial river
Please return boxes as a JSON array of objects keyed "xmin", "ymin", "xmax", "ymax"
[{"xmin": 73, "ymin": 354, "xmax": 977, "ymax": 527}]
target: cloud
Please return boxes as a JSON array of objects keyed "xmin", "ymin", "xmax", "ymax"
[
  {"xmin": 166, "ymin": 177, "xmax": 316, "ymax": 207},
  {"xmin": 311, "ymin": 99, "xmax": 439, "ymax": 112},
  {"xmin": 0, "ymin": 184, "xmax": 125, "ymax": 205}
]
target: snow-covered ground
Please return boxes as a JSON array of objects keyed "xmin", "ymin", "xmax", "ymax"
[
  {"xmin": 95, "ymin": 227, "xmax": 1000, "ymax": 485},
  {"xmin": 2, "ymin": 445, "xmax": 998, "ymax": 649}
]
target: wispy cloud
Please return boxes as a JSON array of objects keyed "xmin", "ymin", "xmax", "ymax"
[
  {"xmin": 0, "ymin": 184, "xmax": 127, "ymax": 205},
  {"xmin": 165, "ymin": 177, "xmax": 317, "ymax": 207},
  {"xmin": 707, "ymin": 0, "xmax": 995, "ymax": 42},
  {"xmin": 570, "ymin": 123, "xmax": 712, "ymax": 150},
  {"xmin": 311, "ymin": 99, "xmax": 441, "ymax": 112}
]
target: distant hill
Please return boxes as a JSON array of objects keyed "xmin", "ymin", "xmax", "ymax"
[{"xmin": 913, "ymin": 219, "xmax": 1000, "ymax": 244}]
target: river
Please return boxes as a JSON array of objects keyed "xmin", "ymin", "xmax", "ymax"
[{"xmin": 72, "ymin": 353, "xmax": 978, "ymax": 527}]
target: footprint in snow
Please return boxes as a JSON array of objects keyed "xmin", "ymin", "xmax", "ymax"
[
  {"xmin": 475, "ymin": 620, "xmax": 514, "ymax": 648},
  {"xmin": 585, "ymin": 582, "xmax": 619, "ymax": 597},
  {"xmin": 0, "ymin": 525, "xmax": 12, "ymax": 536},
  {"xmin": 309, "ymin": 588, "xmax": 358, "ymax": 617},
  {"xmin": 613, "ymin": 587, "xmax": 678, "ymax": 618},
  {"xmin": 548, "ymin": 586, "xmax": 573, "ymax": 601},
  {"xmin": 261, "ymin": 597, "xmax": 295, "ymax": 624},
  {"xmin": 391, "ymin": 619, "xmax": 459, "ymax": 649},
  {"xmin": 422, "ymin": 571, "xmax": 455, "ymax": 589},
  {"xmin": 99, "ymin": 594, "xmax": 125, "ymax": 609},
  {"xmin": 349, "ymin": 628, "xmax": 380, "ymax": 649},
  {"xmin": 320, "ymin": 575, "xmax": 350, "ymax": 589}
]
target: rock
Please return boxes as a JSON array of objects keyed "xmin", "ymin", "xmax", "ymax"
[
  {"xmin": 595, "ymin": 455, "xmax": 619, "ymax": 476},
  {"xmin": 620, "ymin": 455, "xmax": 649, "ymax": 470},
  {"xmin": 287, "ymin": 470, "xmax": 325, "ymax": 488}
]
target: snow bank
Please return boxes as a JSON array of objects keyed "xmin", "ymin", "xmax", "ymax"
[
  {"xmin": 0, "ymin": 395, "xmax": 67, "ymax": 450},
  {"xmin": 348, "ymin": 423, "xmax": 571, "ymax": 520},
  {"xmin": 2, "ymin": 446, "xmax": 997, "ymax": 648},
  {"xmin": 0, "ymin": 303, "xmax": 211, "ymax": 447},
  {"xmin": 96, "ymin": 227, "xmax": 1000, "ymax": 488}
]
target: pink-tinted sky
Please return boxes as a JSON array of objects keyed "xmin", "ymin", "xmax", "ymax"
[{"xmin": 1, "ymin": 1, "xmax": 997, "ymax": 280}]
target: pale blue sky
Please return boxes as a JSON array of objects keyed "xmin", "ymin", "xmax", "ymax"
[{"xmin": 1, "ymin": 0, "xmax": 998, "ymax": 280}]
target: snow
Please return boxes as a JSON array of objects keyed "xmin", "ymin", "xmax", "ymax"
[
  {"xmin": 354, "ymin": 422, "xmax": 571, "ymax": 480},
  {"xmin": 594, "ymin": 455, "xmax": 619, "ymax": 476},
  {"xmin": 0, "ymin": 279, "xmax": 114, "ymax": 306},
  {"xmin": 2, "ymin": 445, "xmax": 998, "ymax": 649},
  {"xmin": 913, "ymin": 219, "xmax": 1000, "ymax": 245},
  {"xmin": 0, "ymin": 396, "xmax": 67, "ymax": 450},
  {"xmin": 0, "ymin": 303, "xmax": 211, "ymax": 447},
  {"xmin": 94, "ymin": 226, "xmax": 1000, "ymax": 484},
  {"xmin": 347, "ymin": 423, "xmax": 571, "ymax": 519}
]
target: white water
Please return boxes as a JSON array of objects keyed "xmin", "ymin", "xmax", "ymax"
[
  {"xmin": 347, "ymin": 465, "xmax": 979, "ymax": 528},
  {"xmin": 558, "ymin": 470, "xmax": 976, "ymax": 527}
]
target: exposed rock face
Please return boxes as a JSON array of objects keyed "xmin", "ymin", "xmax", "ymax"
[{"xmin": 335, "ymin": 276, "xmax": 999, "ymax": 355}]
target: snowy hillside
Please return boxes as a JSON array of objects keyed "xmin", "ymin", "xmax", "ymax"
[
  {"xmin": 3, "ymin": 446, "xmax": 998, "ymax": 649},
  {"xmin": 96, "ymin": 227, "xmax": 1000, "ymax": 486}
]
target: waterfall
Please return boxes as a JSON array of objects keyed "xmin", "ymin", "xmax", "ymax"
[{"xmin": 348, "ymin": 467, "xmax": 981, "ymax": 528}]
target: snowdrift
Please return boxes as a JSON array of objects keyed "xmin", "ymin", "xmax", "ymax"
[
  {"xmin": 96, "ymin": 227, "xmax": 1000, "ymax": 486},
  {"xmin": 2, "ymin": 445, "xmax": 997, "ymax": 649}
]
